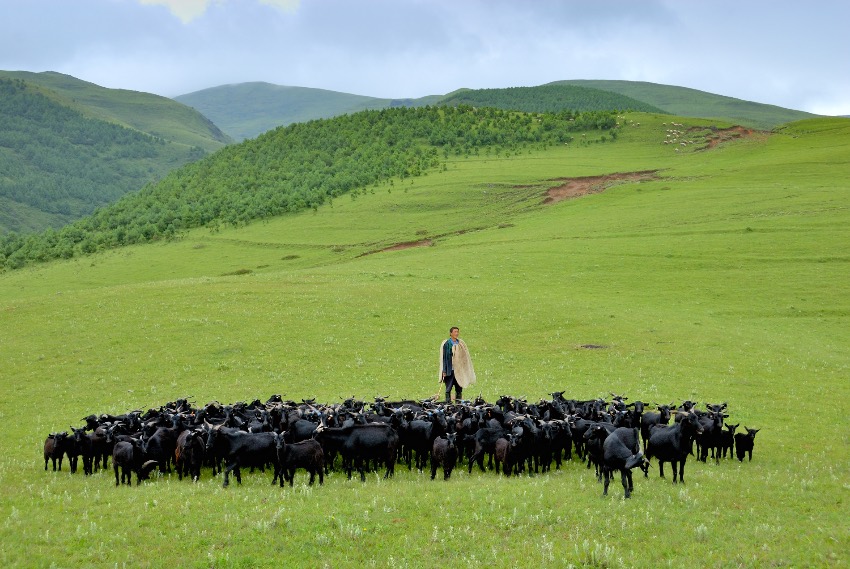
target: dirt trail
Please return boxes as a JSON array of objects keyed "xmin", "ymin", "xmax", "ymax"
[
  {"xmin": 543, "ymin": 171, "xmax": 659, "ymax": 204},
  {"xmin": 379, "ymin": 239, "xmax": 433, "ymax": 252}
]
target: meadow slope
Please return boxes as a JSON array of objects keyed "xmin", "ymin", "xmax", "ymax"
[{"xmin": 1, "ymin": 114, "xmax": 848, "ymax": 567}]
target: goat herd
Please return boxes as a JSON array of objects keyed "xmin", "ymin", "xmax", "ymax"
[{"xmin": 42, "ymin": 392, "xmax": 760, "ymax": 498}]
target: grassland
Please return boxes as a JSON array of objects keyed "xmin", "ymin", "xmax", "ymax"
[{"xmin": 1, "ymin": 113, "xmax": 848, "ymax": 567}]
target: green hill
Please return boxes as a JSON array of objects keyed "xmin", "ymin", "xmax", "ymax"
[
  {"xmin": 437, "ymin": 84, "xmax": 667, "ymax": 114},
  {"xmin": 175, "ymin": 79, "xmax": 813, "ymax": 141},
  {"xmin": 175, "ymin": 82, "xmax": 442, "ymax": 141},
  {"xmin": 550, "ymin": 79, "xmax": 816, "ymax": 129},
  {"xmin": 0, "ymin": 105, "xmax": 619, "ymax": 268},
  {"xmin": 0, "ymin": 77, "xmax": 214, "ymax": 234},
  {"xmin": 0, "ymin": 110, "xmax": 847, "ymax": 566},
  {"xmin": 0, "ymin": 71, "xmax": 232, "ymax": 152}
]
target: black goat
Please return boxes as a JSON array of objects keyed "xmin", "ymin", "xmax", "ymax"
[
  {"xmin": 550, "ymin": 420, "xmax": 573, "ymax": 468},
  {"xmin": 583, "ymin": 422, "xmax": 616, "ymax": 481},
  {"xmin": 315, "ymin": 423, "xmax": 399, "ymax": 482},
  {"xmin": 43, "ymin": 432, "xmax": 68, "ymax": 471},
  {"xmin": 467, "ymin": 426, "xmax": 505, "ymax": 473},
  {"xmin": 273, "ymin": 433, "xmax": 324, "ymax": 487},
  {"xmin": 601, "ymin": 427, "xmax": 647, "ymax": 498},
  {"xmin": 696, "ymin": 411, "xmax": 727, "ymax": 464},
  {"xmin": 430, "ymin": 432, "xmax": 458, "ymax": 480},
  {"xmin": 720, "ymin": 423, "xmax": 739, "ymax": 459},
  {"xmin": 734, "ymin": 427, "xmax": 760, "ymax": 462},
  {"xmin": 143, "ymin": 415, "xmax": 186, "ymax": 474},
  {"xmin": 407, "ymin": 410, "xmax": 448, "ymax": 471},
  {"xmin": 204, "ymin": 425, "xmax": 277, "ymax": 487},
  {"xmin": 640, "ymin": 404, "xmax": 673, "ymax": 452},
  {"xmin": 112, "ymin": 439, "xmax": 159, "ymax": 486},
  {"xmin": 68, "ymin": 426, "xmax": 94, "ymax": 475},
  {"xmin": 88, "ymin": 423, "xmax": 113, "ymax": 471},
  {"xmin": 494, "ymin": 433, "xmax": 520, "ymax": 476},
  {"xmin": 175, "ymin": 430, "xmax": 205, "ymax": 482},
  {"xmin": 645, "ymin": 411, "xmax": 704, "ymax": 484}
]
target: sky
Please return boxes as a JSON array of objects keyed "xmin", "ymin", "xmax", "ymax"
[{"xmin": 1, "ymin": 0, "xmax": 848, "ymax": 115}]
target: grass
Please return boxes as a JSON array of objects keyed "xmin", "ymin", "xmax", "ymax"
[{"xmin": 1, "ymin": 113, "xmax": 849, "ymax": 567}]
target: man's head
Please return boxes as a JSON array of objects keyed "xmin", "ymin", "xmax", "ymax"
[{"xmin": 449, "ymin": 326, "xmax": 459, "ymax": 340}]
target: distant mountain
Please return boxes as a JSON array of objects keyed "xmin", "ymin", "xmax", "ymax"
[
  {"xmin": 438, "ymin": 84, "xmax": 666, "ymax": 114},
  {"xmin": 549, "ymin": 80, "xmax": 816, "ymax": 130},
  {"xmin": 0, "ymin": 71, "xmax": 231, "ymax": 152},
  {"xmin": 0, "ymin": 74, "xmax": 228, "ymax": 234},
  {"xmin": 175, "ymin": 82, "xmax": 442, "ymax": 141},
  {"xmin": 176, "ymin": 79, "xmax": 815, "ymax": 141}
]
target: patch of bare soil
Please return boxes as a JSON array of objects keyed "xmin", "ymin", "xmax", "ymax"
[
  {"xmin": 543, "ymin": 171, "xmax": 659, "ymax": 205},
  {"xmin": 375, "ymin": 239, "xmax": 433, "ymax": 253},
  {"xmin": 697, "ymin": 125, "xmax": 755, "ymax": 149}
]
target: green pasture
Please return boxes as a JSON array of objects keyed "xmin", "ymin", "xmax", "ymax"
[{"xmin": 1, "ymin": 114, "xmax": 848, "ymax": 567}]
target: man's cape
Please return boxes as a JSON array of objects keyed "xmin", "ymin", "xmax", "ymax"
[{"xmin": 439, "ymin": 338, "xmax": 476, "ymax": 388}]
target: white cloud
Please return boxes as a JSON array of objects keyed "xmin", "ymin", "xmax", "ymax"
[
  {"xmin": 138, "ymin": 0, "xmax": 217, "ymax": 23},
  {"xmin": 137, "ymin": 0, "xmax": 299, "ymax": 23},
  {"xmin": 259, "ymin": 0, "xmax": 299, "ymax": 12}
]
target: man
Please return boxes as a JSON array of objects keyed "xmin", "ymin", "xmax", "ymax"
[{"xmin": 439, "ymin": 326, "xmax": 476, "ymax": 403}]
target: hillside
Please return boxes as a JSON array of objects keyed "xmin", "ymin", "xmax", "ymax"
[
  {"xmin": 175, "ymin": 82, "xmax": 442, "ymax": 141},
  {"xmin": 0, "ymin": 105, "xmax": 620, "ymax": 268},
  {"xmin": 550, "ymin": 79, "xmax": 816, "ymax": 129},
  {"xmin": 0, "ymin": 77, "xmax": 210, "ymax": 234},
  {"xmin": 0, "ymin": 113, "xmax": 847, "ymax": 566},
  {"xmin": 0, "ymin": 71, "xmax": 232, "ymax": 152},
  {"xmin": 438, "ymin": 84, "xmax": 666, "ymax": 114}
]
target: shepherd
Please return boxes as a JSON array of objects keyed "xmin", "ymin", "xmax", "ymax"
[{"xmin": 439, "ymin": 326, "xmax": 476, "ymax": 403}]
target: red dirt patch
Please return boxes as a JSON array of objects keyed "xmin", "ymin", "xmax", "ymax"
[
  {"xmin": 701, "ymin": 125, "xmax": 755, "ymax": 149},
  {"xmin": 543, "ymin": 171, "xmax": 659, "ymax": 205},
  {"xmin": 378, "ymin": 239, "xmax": 433, "ymax": 252}
]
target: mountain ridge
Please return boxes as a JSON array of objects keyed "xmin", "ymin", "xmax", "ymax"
[
  {"xmin": 175, "ymin": 79, "xmax": 818, "ymax": 141},
  {"xmin": 0, "ymin": 70, "xmax": 232, "ymax": 152}
]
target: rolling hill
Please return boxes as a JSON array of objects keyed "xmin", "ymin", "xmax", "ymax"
[
  {"xmin": 174, "ymin": 79, "xmax": 816, "ymax": 141},
  {"xmin": 175, "ymin": 82, "xmax": 442, "ymax": 141},
  {"xmin": 0, "ymin": 105, "xmax": 618, "ymax": 267},
  {"xmin": 437, "ymin": 84, "xmax": 666, "ymax": 114},
  {"xmin": 550, "ymin": 79, "xmax": 816, "ymax": 129},
  {"xmin": 0, "ymin": 71, "xmax": 232, "ymax": 152},
  {"xmin": 0, "ymin": 72, "xmax": 233, "ymax": 234}
]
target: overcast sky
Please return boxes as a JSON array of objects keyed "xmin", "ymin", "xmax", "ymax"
[{"xmin": 2, "ymin": 0, "xmax": 848, "ymax": 115}]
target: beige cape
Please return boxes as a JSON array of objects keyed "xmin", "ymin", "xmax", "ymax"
[{"xmin": 439, "ymin": 338, "xmax": 476, "ymax": 388}]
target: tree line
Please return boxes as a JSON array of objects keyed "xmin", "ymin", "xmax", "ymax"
[
  {"xmin": 1, "ymin": 105, "xmax": 621, "ymax": 270},
  {"xmin": 438, "ymin": 84, "xmax": 667, "ymax": 115}
]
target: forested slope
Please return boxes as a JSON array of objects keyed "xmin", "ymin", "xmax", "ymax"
[
  {"xmin": 0, "ymin": 71, "xmax": 232, "ymax": 152},
  {"xmin": 437, "ymin": 84, "xmax": 666, "ymax": 114},
  {"xmin": 0, "ymin": 78, "xmax": 207, "ymax": 234},
  {"xmin": 550, "ymin": 79, "xmax": 816, "ymax": 129},
  {"xmin": 0, "ymin": 105, "xmax": 619, "ymax": 269}
]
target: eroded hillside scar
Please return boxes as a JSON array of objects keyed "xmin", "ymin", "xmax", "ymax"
[{"xmin": 543, "ymin": 171, "xmax": 659, "ymax": 204}]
